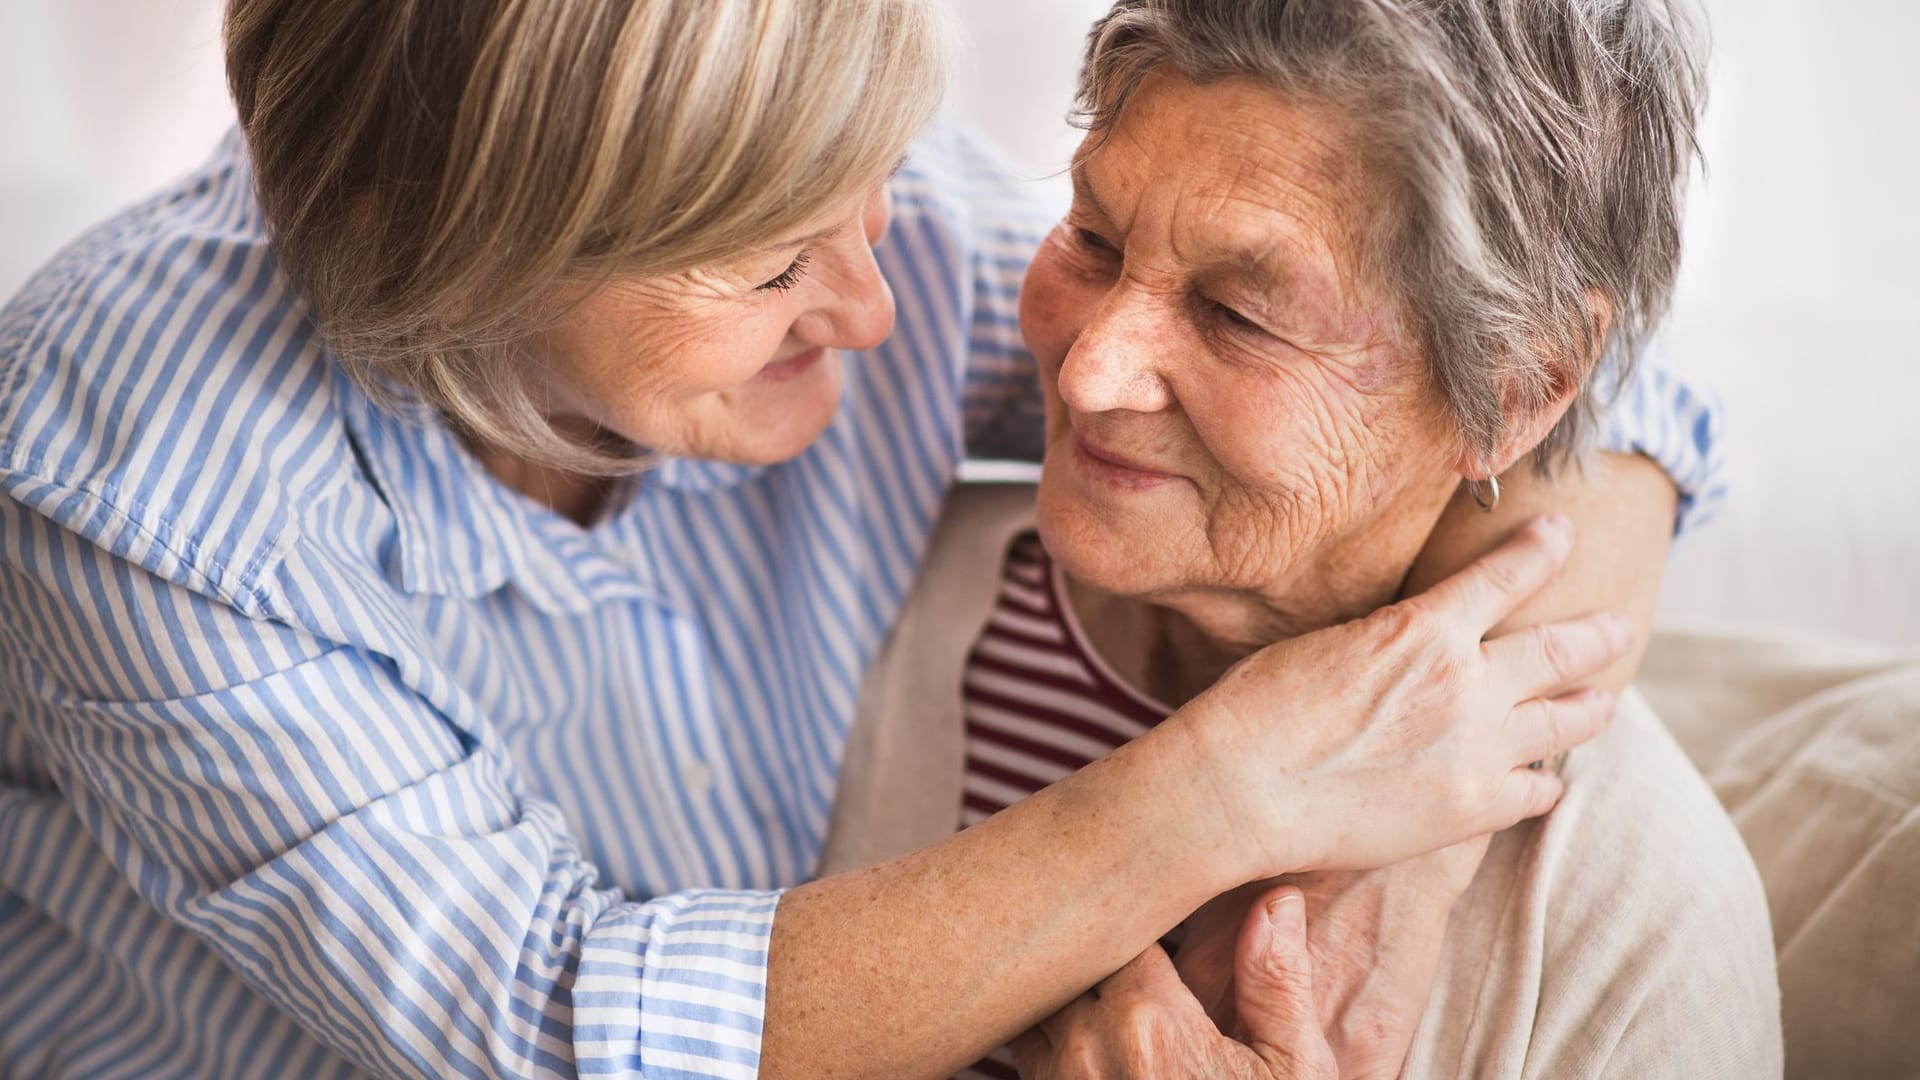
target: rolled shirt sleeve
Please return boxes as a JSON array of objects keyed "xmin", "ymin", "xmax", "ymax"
[
  {"xmin": 1, "ymin": 488, "xmax": 778, "ymax": 1080},
  {"xmin": 1595, "ymin": 352, "xmax": 1730, "ymax": 536}
]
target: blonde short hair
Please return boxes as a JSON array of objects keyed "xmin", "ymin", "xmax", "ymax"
[{"xmin": 226, "ymin": 0, "xmax": 951, "ymax": 473}]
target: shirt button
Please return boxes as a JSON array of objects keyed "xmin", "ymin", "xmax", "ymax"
[{"xmin": 681, "ymin": 759, "xmax": 714, "ymax": 796}]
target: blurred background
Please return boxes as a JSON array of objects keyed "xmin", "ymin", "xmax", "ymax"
[{"xmin": 3, "ymin": 0, "xmax": 1915, "ymax": 645}]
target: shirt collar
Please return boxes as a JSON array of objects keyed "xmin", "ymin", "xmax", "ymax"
[{"xmin": 337, "ymin": 364, "xmax": 707, "ymax": 614}]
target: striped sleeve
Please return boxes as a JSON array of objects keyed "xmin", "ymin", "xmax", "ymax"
[
  {"xmin": 1595, "ymin": 353, "xmax": 1729, "ymax": 536},
  {"xmin": 0, "ymin": 484, "xmax": 779, "ymax": 1080}
]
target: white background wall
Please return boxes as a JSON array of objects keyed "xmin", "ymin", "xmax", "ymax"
[{"xmin": 3, "ymin": 0, "xmax": 1915, "ymax": 645}]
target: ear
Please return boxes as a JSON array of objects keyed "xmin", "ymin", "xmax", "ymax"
[{"xmin": 1454, "ymin": 291, "xmax": 1613, "ymax": 480}]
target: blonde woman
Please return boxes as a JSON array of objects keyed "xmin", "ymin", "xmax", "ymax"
[{"xmin": 0, "ymin": 1, "xmax": 1719, "ymax": 1078}]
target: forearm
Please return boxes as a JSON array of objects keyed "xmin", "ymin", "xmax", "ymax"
[
  {"xmin": 762, "ymin": 723, "xmax": 1235, "ymax": 1080},
  {"xmin": 1405, "ymin": 452, "xmax": 1676, "ymax": 692}
]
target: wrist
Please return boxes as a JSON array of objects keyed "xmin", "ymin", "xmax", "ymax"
[{"xmin": 1153, "ymin": 698, "xmax": 1309, "ymax": 886}]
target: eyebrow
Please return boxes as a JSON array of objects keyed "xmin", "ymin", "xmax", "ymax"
[
  {"xmin": 749, "ymin": 155, "xmax": 910, "ymax": 258},
  {"xmin": 747, "ymin": 222, "xmax": 847, "ymax": 258},
  {"xmin": 1071, "ymin": 161, "xmax": 1332, "ymax": 318},
  {"xmin": 1221, "ymin": 248, "xmax": 1295, "ymax": 295},
  {"xmin": 1069, "ymin": 164, "xmax": 1119, "ymax": 227}
]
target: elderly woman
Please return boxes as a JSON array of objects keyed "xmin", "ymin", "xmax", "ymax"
[
  {"xmin": 0, "ymin": 1, "xmax": 1726, "ymax": 1078},
  {"xmin": 824, "ymin": 1, "xmax": 1778, "ymax": 1077}
]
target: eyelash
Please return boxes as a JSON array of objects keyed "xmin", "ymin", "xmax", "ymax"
[
  {"xmin": 1073, "ymin": 227, "xmax": 1117, "ymax": 256},
  {"xmin": 1075, "ymin": 228, "xmax": 1264, "ymax": 334},
  {"xmin": 1211, "ymin": 301, "xmax": 1261, "ymax": 331},
  {"xmin": 757, "ymin": 251, "xmax": 813, "ymax": 293}
]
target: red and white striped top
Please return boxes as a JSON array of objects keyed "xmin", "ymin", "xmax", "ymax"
[
  {"xmin": 954, "ymin": 531, "xmax": 1175, "ymax": 1080},
  {"xmin": 959, "ymin": 531, "xmax": 1174, "ymax": 826}
]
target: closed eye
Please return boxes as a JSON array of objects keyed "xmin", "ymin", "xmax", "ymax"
[
  {"xmin": 757, "ymin": 251, "xmax": 813, "ymax": 292},
  {"xmin": 1073, "ymin": 227, "xmax": 1118, "ymax": 255},
  {"xmin": 1212, "ymin": 300, "xmax": 1261, "ymax": 331}
]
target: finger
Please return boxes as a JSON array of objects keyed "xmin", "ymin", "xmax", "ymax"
[
  {"xmin": 1009, "ymin": 1028, "xmax": 1051, "ymax": 1079},
  {"xmin": 1491, "ymin": 764, "xmax": 1570, "ymax": 829},
  {"xmin": 1483, "ymin": 612, "xmax": 1635, "ymax": 699},
  {"xmin": 1411, "ymin": 515, "xmax": 1575, "ymax": 636},
  {"xmin": 1038, "ymin": 990, "xmax": 1099, "ymax": 1049},
  {"xmin": 1234, "ymin": 887, "xmax": 1338, "ymax": 1078},
  {"xmin": 1090, "ymin": 942, "xmax": 1188, "ymax": 1004},
  {"xmin": 1504, "ymin": 687, "xmax": 1616, "ymax": 767}
]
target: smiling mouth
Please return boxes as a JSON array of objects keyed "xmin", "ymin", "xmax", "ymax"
[
  {"xmin": 754, "ymin": 346, "xmax": 827, "ymax": 383},
  {"xmin": 1071, "ymin": 434, "xmax": 1185, "ymax": 488}
]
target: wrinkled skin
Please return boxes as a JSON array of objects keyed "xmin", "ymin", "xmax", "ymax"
[
  {"xmin": 1011, "ymin": 70, "xmax": 1609, "ymax": 1078},
  {"xmin": 1175, "ymin": 840, "xmax": 1492, "ymax": 1079},
  {"xmin": 1011, "ymin": 886, "xmax": 1338, "ymax": 1080}
]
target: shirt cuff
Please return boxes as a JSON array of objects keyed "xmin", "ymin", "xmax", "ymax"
[
  {"xmin": 574, "ymin": 888, "xmax": 784, "ymax": 1079},
  {"xmin": 1595, "ymin": 358, "xmax": 1729, "ymax": 537}
]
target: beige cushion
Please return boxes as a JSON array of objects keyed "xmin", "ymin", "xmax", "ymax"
[{"xmin": 1641, "ymin": 623, "xmax": 1920, "ymax": 1079}]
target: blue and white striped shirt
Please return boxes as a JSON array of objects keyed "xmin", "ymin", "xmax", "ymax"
[{"xmin": 0, "ymin": 121, "xmax": 1723, "ymax": 1079}]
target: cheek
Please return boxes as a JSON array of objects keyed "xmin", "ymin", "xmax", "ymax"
[
  {"xmin": 1192, "ymin": 366, "xmax": 1376, "ymax": 489},
  {"xmin": 618, "ymin": 312, "xmax": 790, "ymax": 401},
  {"xmin": 1019, "ymin": 235, "xmax": 1098, "ymax": 382},
  {"xmin": 550, "ymin": 307, "xmax": 797, "ymax": 447}
]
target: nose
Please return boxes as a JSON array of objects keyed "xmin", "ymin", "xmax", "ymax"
[
  {"xmin": 1056, "ymin": 292, "xmax": 1174, "ymax": 415},
  {"xmin": 805, "ymin": 243, "xmax": 895, "ymax": 352},
  {"xmin": 790, "ymin": 194, "xmax": 897, "ymax": 352}
]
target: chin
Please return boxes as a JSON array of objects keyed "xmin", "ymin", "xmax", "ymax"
[
  {"xmin": 725, "ymin": 352, "xmax": 846, "ymax": 465},
  {"xmin": 1034, "ymin": 469, "xmax": 1176, "ymax": 599}
]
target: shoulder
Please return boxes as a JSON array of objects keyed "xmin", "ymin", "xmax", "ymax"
[
  {"xmin": 0, "ymin": 133, "xmax": 361, "ymax": 610},
  {"xmin": 1521, "ymin": 690, "xmax": 1782, "ymax": 1074},
  {"xmin": 1417, "ymin": 692, "xmax": 1781, "ymax": 1076},
  {"xmin": 1542, "ymin": 690, "xmax": 1773, "ymax": 939}
]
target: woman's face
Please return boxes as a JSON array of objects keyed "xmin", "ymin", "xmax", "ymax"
[
  {"xmin": 535, "ymin": 177, "xmax": 898, "ymax": 466},
  {"xmin": 1023, "ymin": 74, "xmax": 1471, "ymax": 622}
]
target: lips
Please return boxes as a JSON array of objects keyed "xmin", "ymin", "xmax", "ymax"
[
  {"xmin": 754, "ymin": 346, "xmax": 827, "ymax": 383},
  {"xmin": 1072, "ymin": 433, "xmax": 1185, "ymax": 484}
]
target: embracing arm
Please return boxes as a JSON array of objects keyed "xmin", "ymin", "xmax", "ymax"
[
  {"xmin": 0, "ymin": 482, "xmax": 1620, "ymax": 1080},
  {"xmin": 761, "ymin": 518, "xmax": 1632, "ymax": 1079}
]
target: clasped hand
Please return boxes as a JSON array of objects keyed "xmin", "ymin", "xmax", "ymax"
[
  {"xmin": 1013, "ymin": 841, "xmax": 1483, "ymax": 1080},
  {"xmin": 1010, "ymin": 884, "xmax": 1337, "ymax": 1080}
]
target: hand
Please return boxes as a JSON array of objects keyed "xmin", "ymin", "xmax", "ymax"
[
  {"xmin": 1010, "ymin": 886, "xmax": 1336, "ymax": 1080},
  {"xmin": 1165, "ymin": 514, "xmax": 1627, "ymax": 880},
  {"xmin": 1174, "ymin": 839, "xmax": 1493, "ymax": 1079}
]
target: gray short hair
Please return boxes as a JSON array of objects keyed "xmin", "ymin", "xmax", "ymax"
[
  {"xmin": 227, "ymin": 0, "xmax": 951, "ymax": 474},
  {"xmin": 1077, "ymin": 0, "xmax": 1708, "ymax": 470}
]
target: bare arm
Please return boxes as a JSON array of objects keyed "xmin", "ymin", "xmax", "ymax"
[{"xmin": 758, "ymin": 521, "xmax": 1630, "ymax": 1079}]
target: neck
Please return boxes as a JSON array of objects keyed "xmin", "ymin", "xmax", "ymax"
[
  {"xmin": 1067, "ymin": 574, "xmax": 1397, "ymax": 707},
  {"xmin": 1059, "ymin": 498, "xmax": 1457, "ymax": 707},
  {"xmin": 462, "ymin": 435, "xmax": 616, "ymax": 528}
]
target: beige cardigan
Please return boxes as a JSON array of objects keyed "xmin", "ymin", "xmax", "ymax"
[{"xmin": 820, "ymin": 481, "xmax": 1784, "ymax": 1078}]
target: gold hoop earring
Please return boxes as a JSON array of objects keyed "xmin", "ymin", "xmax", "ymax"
[{"xmin": 1467, "ymin": 474, "xmax": 1501, "ymax": 513}]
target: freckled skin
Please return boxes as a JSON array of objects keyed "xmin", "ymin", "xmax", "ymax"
[{"xmin": 1022, "ymin": 74, "xmax": 1477, "ymax": 697}]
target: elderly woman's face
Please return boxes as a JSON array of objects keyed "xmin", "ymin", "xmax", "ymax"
[
  {"xmin": 535, "ymin": 178, "xmax": 897, "ymax": 466},
  {"xmin": 1024, "ymin": 75, "xmax": 1470, "ymax": 615}
]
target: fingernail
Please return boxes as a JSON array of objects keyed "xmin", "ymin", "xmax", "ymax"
[
  {"xmin": 1540, "ymin": 513, "xmax": 1572, "ymax": 539},
  {"xmin": 1604, "ymin": 612, "xmax": 1634, "ymax": 648},
  {"xmin": 1265, "ymin": 892, "xmax": 1304, "ymax": 937}
]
